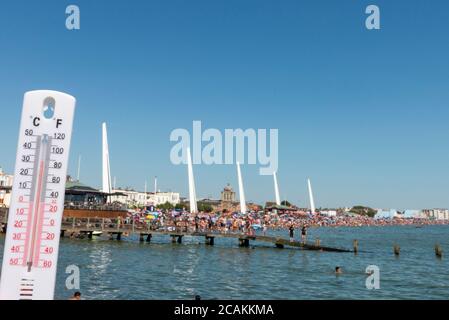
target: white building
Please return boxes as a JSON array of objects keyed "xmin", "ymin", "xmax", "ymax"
[
  {"xmin": 0, "ymin": 167, "xmax": 13, "ymax": 207},
  {"xmin": 147, "ymin": 192, "xmax": 180, "ymax": 206},
  {"xmin": 375, "ymin": 209, "xmax": 399, "ymax": 219},
  {"xmin": 401, "ymin": 209, "xmax": 426, "ymax": 219},
  {"xmin": 110, "ymin": 189, "xmax": 147, "ymax": 207},
  {"xmin": 423, "ymin": 209, "xmax": 449, "ymax": 220},
  {"xmin": 320, "ymin": 210, "xmax": 337, "ymax": 217},
  {"xmin": 110, "ymin": 189, "xmax": 180, "ymax": 208}
]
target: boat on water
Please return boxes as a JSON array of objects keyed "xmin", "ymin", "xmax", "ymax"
[{"xmin": 92, "ymin": 231, "xmax": 103, "ymax": 236}]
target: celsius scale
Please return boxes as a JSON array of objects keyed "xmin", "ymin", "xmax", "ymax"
[{"xmin": 0, "ymin": 90, "xmax": 76, "ymax": 300}]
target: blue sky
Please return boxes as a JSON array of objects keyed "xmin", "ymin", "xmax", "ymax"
[{"xmin": 0, "ymin": 0, "xmax": 448, "ymax": 209}]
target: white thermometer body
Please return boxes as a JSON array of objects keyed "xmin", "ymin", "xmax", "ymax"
[{"xmin": 0, "ymin": 90, "xmax": 76, "ymax": 300}]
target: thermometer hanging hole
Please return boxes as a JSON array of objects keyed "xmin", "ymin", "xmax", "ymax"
[{"xmin": 43, "ymin": 97, "xmax": 55, "ymax": 119}]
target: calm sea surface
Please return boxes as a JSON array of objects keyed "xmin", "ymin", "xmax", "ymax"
[{"xmin": 1, "ymin": 225, "xmax": 448, "ymax": 300}]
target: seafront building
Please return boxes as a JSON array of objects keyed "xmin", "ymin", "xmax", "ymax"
[
  {"xmin": 110, "ymin": 188, "xmax": 180, "ymax": 207},
  {"xmin": 146, "ymin": 191, "xmax": 180, "ymax": 207},
  {"xmin": 402, "ymin": 209, "xmax": 426, "ymax": 219},
  {"xmin": 197, "ymin": 184, "xmax": 262, "ymax": 213},
  {"xmin": 375, "ymin": 209, "xmax": 400, "ymax": 219},
  {"xmin": 64, "ymin": 177, "xmax": 127, "ymax": 212},
  {"xmin": 374, "ymin": 208, "xmax": 448, "ymax": 220},
  {"xmin": 0, "ymin": 167, "xmax": 13, "ymax": 207},
  {"xmin": 110, "ymin": 188, "xmax": 147, "ymax": 207},
  {"xmin": 422, "ymin": 209, "xmax": 449, "ymax": 220}
]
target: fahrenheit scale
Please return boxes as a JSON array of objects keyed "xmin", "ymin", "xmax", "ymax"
[{"xmin": 0, "ymin": 90, "xmax": 76, "ymax": 300}]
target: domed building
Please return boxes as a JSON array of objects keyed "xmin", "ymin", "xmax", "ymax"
[{"xmin": 220, "ymin": 184, "xmax": 236, "ymax": 202}]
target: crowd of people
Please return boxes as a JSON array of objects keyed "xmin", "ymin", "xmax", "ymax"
[{"xmin": 128, "ymin": 208, "xmax": 449, "ymax": 237}]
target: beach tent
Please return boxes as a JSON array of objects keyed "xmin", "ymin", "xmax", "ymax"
[{"xmin": 375, "ymin": 209, "xmax": 398, "ymax": 219}]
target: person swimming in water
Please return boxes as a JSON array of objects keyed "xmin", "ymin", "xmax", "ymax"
[
  {"xmin": 335, "ymin": 266, "xmax": 343, "ymax": 275},
  {"xmin": 69, "ymin": 291, "xmax": 81, "ymax": 300}
]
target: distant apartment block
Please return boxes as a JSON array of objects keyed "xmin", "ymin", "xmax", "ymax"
[{"xmin": 422, "ymin": 209, "xmax": 449, "ymax": 220}]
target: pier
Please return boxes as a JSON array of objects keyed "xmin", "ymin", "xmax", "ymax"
[{"xmin": 59, "ymin": 217, "xmax": 351, "ymax": 252}]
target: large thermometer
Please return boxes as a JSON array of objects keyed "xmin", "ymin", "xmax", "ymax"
[{"xmin": 0, "ymin": 90, "xmax": 76, "ymax": 300}]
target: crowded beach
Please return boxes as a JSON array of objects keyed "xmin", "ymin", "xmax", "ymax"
[{"xmin": 122, "ymin": 208, "xmax": 449, "ymax": 236}]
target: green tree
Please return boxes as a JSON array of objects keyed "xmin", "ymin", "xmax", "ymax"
[
  {"xmin": 175, "ymin": 203, "xmax": 187, "ymax": 211},
  {"xmin": 350, "ymin": 205, "xmax": 376, "ymax": 217},
  {"xmin": 197, "ymin": 202, "xmax": 213, "ymax": 213},
  {"xmin": 157, "ymin": 201, "xmax": 174, "ymax": 211}
]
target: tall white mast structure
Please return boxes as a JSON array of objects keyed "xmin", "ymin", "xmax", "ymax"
[
  {"xmin": 154, "ymin": 176, "xmax": 158, "ymax": 193},
  {"xmin": 236, "ymin": 162, "xmax": 247, "ymax": 214},
  {"xmin": 273, "ymin": 171, "xmax": 281, "ymax": 206},
  {"xmin": 186, "ymin": 147, "xmax": 198, "ymax": 213},
  {"xmin": 102, "ymin": 123, "xmax": 112, "ymax": 201},
  {"xmin": 307, "ymin": 178, "xmax": 316, "ymax": 214},
  {"xmin": 76, "ymin": 155, "xmax": 81, "ymax": 181}
]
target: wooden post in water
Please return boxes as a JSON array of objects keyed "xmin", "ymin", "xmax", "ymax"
[
  {"xmin": 239, "ymin": 238, "xmax": 249, "ymax": 247},
  {"xmin": 315, "ymin": 238, "xmax": 321, "ymax": 247},
  {"xmin": 139, "ymin": 233, "xmax": 144, "ymax": 242},
  {"xmin": 205, "ymin": 236, "xmax": 215, "ymax": 246},
  {"xmin": 146, "ymin": 234, "xmax": 152, "ymax": 243},
  {"xmin": 435, "ymin": 244, "xmax": 443, "ymax": 258},
  {"xmin": 72, "ymin": 217, "xmax": 76, "ymax": 229},
  {"xmin": 393, "ymin": 244, "xmax": 400, "ymax": 256},
  {"xmin": 353, "ymin": 240, "xmax": 358, "ymax": 254}
]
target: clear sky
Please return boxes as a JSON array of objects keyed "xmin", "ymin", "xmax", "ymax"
[{"xmin": 1, "ymin": 0, "xmax": 448, "ymax": 209}]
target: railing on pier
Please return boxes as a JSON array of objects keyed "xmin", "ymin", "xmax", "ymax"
[
  {"xmin": 64, "ymin": 202, "xmax": 127, "ymax": 211},
  {"xmin": 61, "ymin": 217, "xmax": 183, "ymax": 234}
]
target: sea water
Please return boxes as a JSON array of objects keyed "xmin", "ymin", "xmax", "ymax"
[{"xmin": 0, "ymin": 225, "xmax": 448, "ymax": 300}]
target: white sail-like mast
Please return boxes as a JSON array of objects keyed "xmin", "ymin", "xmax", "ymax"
[
  {"xmin": 102, "ymin": 123, "xmax": 112, "ymax": 201},
  {"xmin": 273, "ymin": 171, "xmax": 281, "ymax": 206},
  {"xmin": 236, "ymin": 162, "xmax": 247, "ymax": 214},
  {"xmin": 307, "ymin": 178, "xmax": 316, "ymax": 214},
  {"xmin": 76, "ymin": 155, "xmax": 81, "ymax": 181},
  {"xmin": 186, "ymin": 147, "xmax": 198, "ymax": 213}
]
